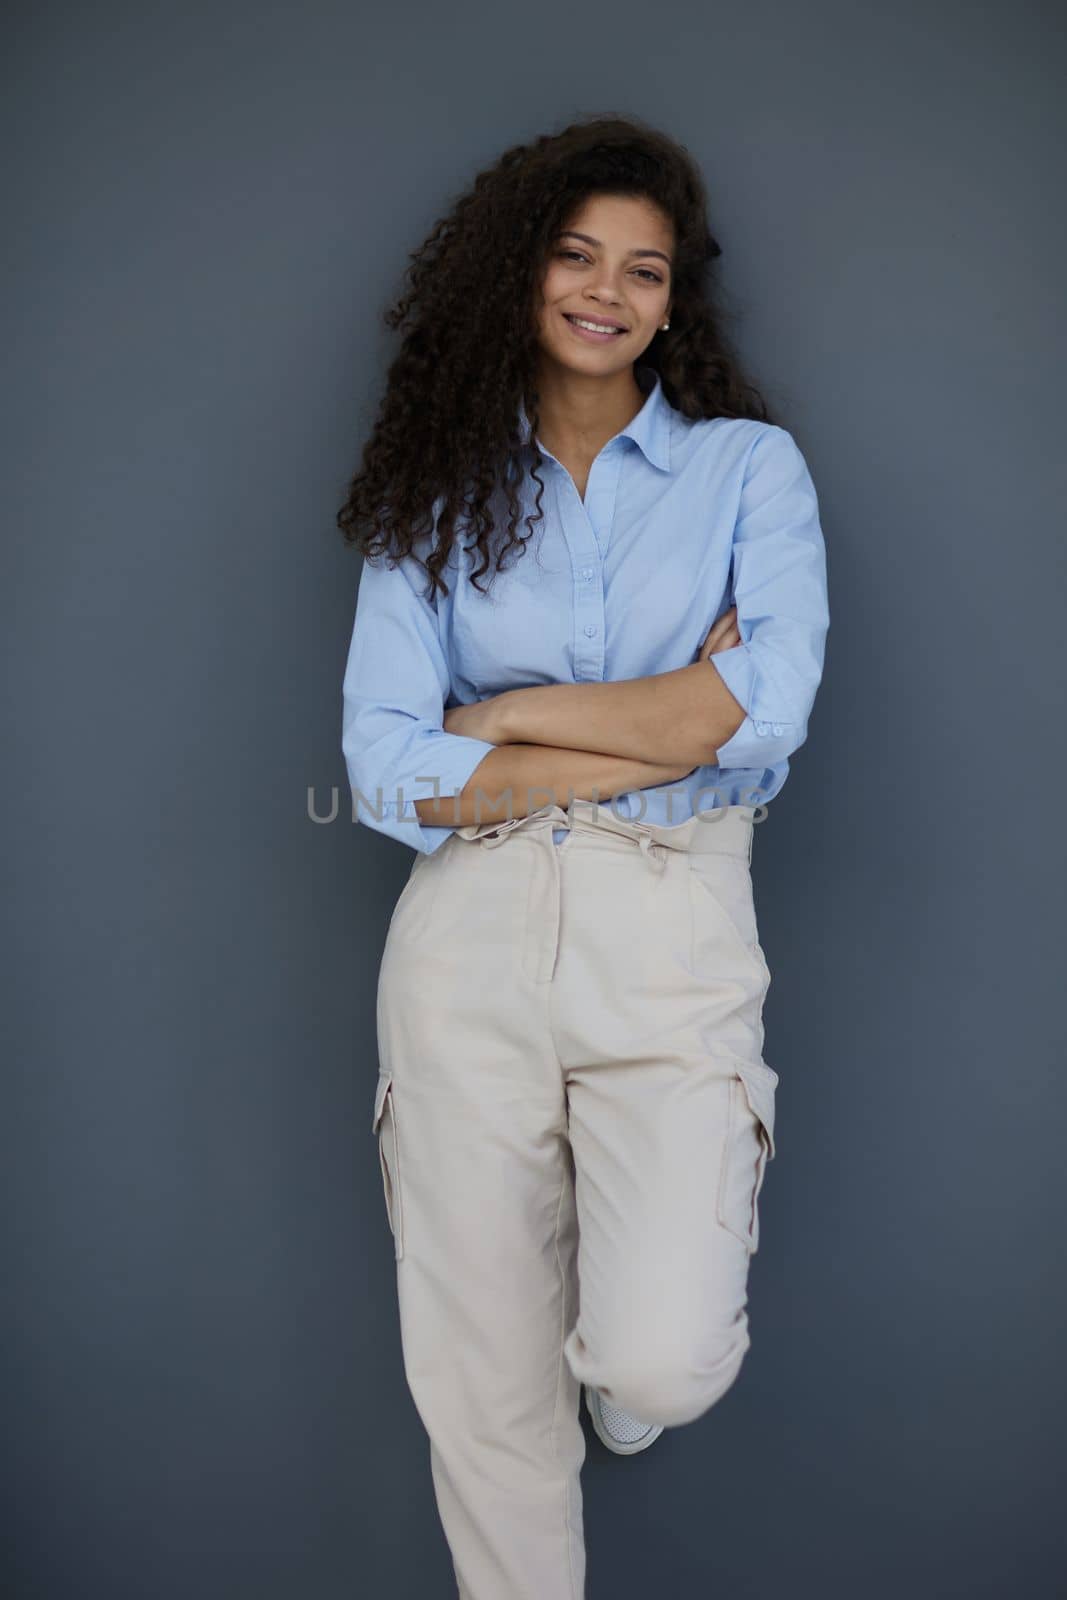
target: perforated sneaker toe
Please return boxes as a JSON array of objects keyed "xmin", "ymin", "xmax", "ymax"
[{"xmin": 584, "ymin": 1385, "xmax": 665, "ymax": 1455}]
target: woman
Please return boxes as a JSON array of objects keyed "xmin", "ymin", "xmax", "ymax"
[{"xmin": 338, "ymin": 114, "xmax": 829, "ymax": 1599}]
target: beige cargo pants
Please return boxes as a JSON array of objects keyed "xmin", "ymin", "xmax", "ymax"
[{"xmin": 372, "ymin": 799, "xmax": 777, "ymax": 1600}]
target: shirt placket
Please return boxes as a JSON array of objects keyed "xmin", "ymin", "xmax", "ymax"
[{"xmin": 552, "ymin": 444, "xmax": 624, "ymax": 685}]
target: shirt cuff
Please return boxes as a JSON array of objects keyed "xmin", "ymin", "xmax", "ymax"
[
  {"xmin": 705, "ymin": 646, "xmax": 796, "ymax": 768},
  {"xmin": 377, "ymin": 734, "xmax": 498, "ymax": 855},
  {"xmin": 706, "ymin": 643, "xmax": 756, "ymax": 721}
]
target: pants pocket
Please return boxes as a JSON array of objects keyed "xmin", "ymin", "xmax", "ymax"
[
  {"xmin": 716, "ymin": 1056, "xmax": 777, "ymax": 1254},
  {"xmin": 372, "ymin": 1069, "xmax": 404, "ymax": 1260},
  {"xmin": 385, "ymin": 843, "xmax": 453, "ymax": 949},
  {"xmin": 686, "ymin": 854, "xmax": 771, "ymax": 986}
]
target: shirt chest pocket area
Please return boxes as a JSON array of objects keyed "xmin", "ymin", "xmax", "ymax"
[{"xmin": 446, "ymin": 551, "xmax": 572, "ymax": 696}]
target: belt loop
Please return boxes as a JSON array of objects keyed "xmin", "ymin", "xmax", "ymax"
[{"xmin": 479, "ymin": 815, "xmax": 526, "ymax": 849}]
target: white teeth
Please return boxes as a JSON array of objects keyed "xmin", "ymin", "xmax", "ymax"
[{"xmin": 568, "ymin": 316, "xmax": 623, "ymax": 334}]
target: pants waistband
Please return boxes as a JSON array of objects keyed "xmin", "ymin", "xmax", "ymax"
[{"xmin": 454, "ymin": 800, "xmax": 757, "ymax": 866}]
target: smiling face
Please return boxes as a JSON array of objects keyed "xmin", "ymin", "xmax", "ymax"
[{"xmin": 534, "ymin": 192, "xmax": 675, "ymax": 378}]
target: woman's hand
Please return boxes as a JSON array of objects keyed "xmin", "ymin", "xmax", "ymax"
[
  {"xmin": 443, "ymin": 695, "xmax": 509, "ymax": 743},
  {"xmin": 699, "ymin": 604, "xmax": 740, "ymax": 661}
]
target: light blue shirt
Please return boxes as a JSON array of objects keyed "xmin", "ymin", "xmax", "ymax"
[{"xmin": 342, "ymin": 363, "xmax": 829, "ymax": 855}]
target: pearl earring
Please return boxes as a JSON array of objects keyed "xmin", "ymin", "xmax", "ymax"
[{"xmin": 661, "ymin": 320, "xmax": 670, "ymax": 330}]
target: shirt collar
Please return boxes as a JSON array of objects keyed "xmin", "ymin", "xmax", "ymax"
[{"xmin": 518, "ymin": 363, "xmax": 672, "ymax": 473}]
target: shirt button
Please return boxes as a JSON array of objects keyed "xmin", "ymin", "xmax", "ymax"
[
  {"xmin": 583, "ymin": 624, "xmax": 597, "ymax": 637},
  {"xmin": 772, "ymin": 724, "xmax": 783, "ymax": 735},
  {"xmin": 581, "ymin": 568, "xmax": 594, "ymax": 580}
]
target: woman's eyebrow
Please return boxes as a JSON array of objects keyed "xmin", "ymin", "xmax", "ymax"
[{"xmin": 558, "ymin": 230, "xmax": 672, "ymax": 266}]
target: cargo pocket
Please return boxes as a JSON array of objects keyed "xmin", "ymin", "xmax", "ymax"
[
  {"xmin": 716, "ymin": 1056, "xmax": 777, "ymax": 1253},
  {"xmin": 371, "ymin": 1069, "xmax": 404, "ymax": 1260}
]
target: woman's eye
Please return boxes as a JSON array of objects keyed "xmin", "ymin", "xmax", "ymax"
[{"xmin": 559, "ymin": 251, "xmax": 663, "ymax": 284}]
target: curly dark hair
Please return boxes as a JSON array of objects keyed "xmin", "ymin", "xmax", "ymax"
[{"xmin": 337, "ymin": 112, "xmax": 776, "ymax": 600}]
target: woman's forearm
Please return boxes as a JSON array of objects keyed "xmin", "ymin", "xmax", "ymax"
[
  {"xmin": 412, "ymin": 742, "xmax": 693, "ymax": 829},
  {"xmin": 492, "ymin": 664, "xmax": 747, "ymax": 769}
]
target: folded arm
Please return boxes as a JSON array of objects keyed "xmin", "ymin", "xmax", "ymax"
[
  {"xmin": 412, "ymin": 741, "xmax": 694, "ymax": 829},
  {"xmin": 487, "ymin": 426, "xmax": 830, "ymax": 771},
  {"xmin": 342, "ymin": 547, "xmax": 698, "ymax": 853},
  {"xmin": 489, "ymin": 664, "xmax": 745, "ymax": 770},
  {"xmin": 341, "ymin": 550, "xmax": 501, "ymax": 853}
]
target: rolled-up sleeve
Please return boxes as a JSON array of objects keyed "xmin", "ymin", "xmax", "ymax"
[
  {"xmin": 708, "ymin": 426, "xmax": 830, "ymax": 771},
  {"xmin": 341, "ymin": 551, "xmax": 498, "ymax": 854}
]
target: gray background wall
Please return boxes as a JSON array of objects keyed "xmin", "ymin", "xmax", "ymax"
[{"xmin": 5, "ymin": 2, "xmax": 1064, "ymax": 1595}]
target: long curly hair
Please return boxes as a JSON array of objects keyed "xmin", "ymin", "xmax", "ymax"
[{"xmin": 337, "ymin": 113, "xmax": 776, "ymax": 600}]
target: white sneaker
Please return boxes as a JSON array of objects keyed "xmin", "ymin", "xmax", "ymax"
[{"xmin": 584, "ymin": 1385, "xmax": 664, "ymax": 1455}]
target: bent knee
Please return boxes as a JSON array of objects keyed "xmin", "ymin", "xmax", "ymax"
[{"xmin": 600, "ymin": 1325, "xmax": 752, "ymax": 1428}]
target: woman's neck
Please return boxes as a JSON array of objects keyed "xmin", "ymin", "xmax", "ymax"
[{"xmin": 532, "ymin": 363, "xmax": 646, "ymax": 464}]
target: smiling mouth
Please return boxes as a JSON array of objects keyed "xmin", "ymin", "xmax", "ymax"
[{"xmin": 563, "ymin": 313, "xmax": 628, "ymax": 335}]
